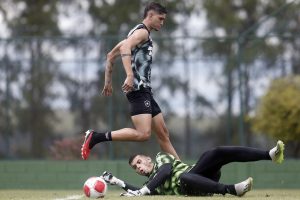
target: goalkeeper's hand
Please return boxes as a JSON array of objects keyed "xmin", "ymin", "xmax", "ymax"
[
  {"xmin": 101, "ymin": 171, "xmax": 118, "ymax": 185},
  {"xmin": 120, "ymin": 186, "xmax": 150, "ymax": 197},
  {"xmin": 120, "ymin": 189, "xmax": 142, "ymax": 197}
]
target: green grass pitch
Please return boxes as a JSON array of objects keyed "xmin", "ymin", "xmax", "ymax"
[{"xmin": 0, "ymin": 189, "xmax": 299, "ymax": 200}]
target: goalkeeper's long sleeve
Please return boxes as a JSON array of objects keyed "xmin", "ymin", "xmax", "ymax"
[
  {"xmin": 122, "ymin": 182, "xmax": 140, "ymax": 191},
  {"xmin": 110, "ymin": 176, "xmax": 140, "ymax": 191},
  {"xmin": 146, "ymin": 163, "xmax": 172, "ymax": 192},
  {"xmin": 108, "ymin": 163, "xmax": 172, "ymax": 194},
  {"xmin": 118, "ymin": 163, "xmax": 172, "ymax": 194}
]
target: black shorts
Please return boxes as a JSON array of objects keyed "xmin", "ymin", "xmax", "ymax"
[{"xmin": 126, "ymin": 87, "xmax": 161, "ymax": 117}]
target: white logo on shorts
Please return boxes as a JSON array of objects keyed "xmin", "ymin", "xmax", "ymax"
[{"xmin": 144, "ymin": 100, "xmax": 150, "ymax": 107}]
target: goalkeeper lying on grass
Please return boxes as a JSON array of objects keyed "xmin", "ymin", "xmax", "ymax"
[{"xmin": 101, "ymin": 140, "xmax": 284, "ymax": 197}]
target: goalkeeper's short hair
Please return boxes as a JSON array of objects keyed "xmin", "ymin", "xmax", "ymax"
[{"xmin": 128, "ymin": 154, "xmax": 138, "ymax": 165}]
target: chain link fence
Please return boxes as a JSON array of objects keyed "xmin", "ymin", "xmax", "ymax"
[{"xmin": 0, "ymin": 34, "xmax": 298, "ymax": 159}]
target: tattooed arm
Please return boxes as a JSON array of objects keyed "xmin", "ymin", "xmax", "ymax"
[{"xmin": 101, "ymin": 40, "xmax": 125, "ymax": 96}]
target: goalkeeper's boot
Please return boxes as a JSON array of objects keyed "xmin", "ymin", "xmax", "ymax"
[
  {"xmin": 269, "ymin": 140, "xmax": 285, "ymax": 164},
  {"xmin": 81, "ymin": 130, "xmax": 94, "ymax": 160},
  {"xmin": 234, "ymin": 177, "xmax": 253, "ymax": 197}
]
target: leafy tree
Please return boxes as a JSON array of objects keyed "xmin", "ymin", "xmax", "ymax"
[
  {"xmin": 0, "ymin": 53, "xmax": 21, "ymax": 158},
  {"xmin": 0, "ymin": 0, "xmax": 61, "ymax": 157},
  {"xmin": 15, "ymin": 40, "xmax": 59, "ymax": 158},
  {"xmin": 201, "ymin": 0, "xmax": 300, "ymax": 144},
  {"xmin": 251, "ymin": 76, "xmax": 300, "ymax": 156}
]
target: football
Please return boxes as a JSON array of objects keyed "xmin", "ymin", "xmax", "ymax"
[{"xmin": 83, "ymin": 177, "xmax": 107, "ymax": 198}]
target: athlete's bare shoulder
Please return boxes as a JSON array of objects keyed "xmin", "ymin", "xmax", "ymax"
[{"xmin": 127, "ymin": 28, "xmax": 149, "ymax": 44}]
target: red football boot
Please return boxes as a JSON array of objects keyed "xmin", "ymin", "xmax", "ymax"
[{"xmin": 81, "ymin": 130, "xmax": 94, "ymax": 160}]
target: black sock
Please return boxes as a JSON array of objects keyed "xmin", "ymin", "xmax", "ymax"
[
  {"xmin": 89, "ymin": 131, "xmax": 112, "ymax": 149},
  {"xmin": 226, "ymin": 185, "xmax": 237, "ymax": 195}
]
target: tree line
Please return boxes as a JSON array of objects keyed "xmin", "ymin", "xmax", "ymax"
[{"xmin": 0, "ymin": 0, "xmax": 299, "ymax": 158}]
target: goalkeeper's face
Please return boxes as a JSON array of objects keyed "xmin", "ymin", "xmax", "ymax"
[{"xmin": 130, "ymin": 155, "xmax": 154, "ymax": 176}]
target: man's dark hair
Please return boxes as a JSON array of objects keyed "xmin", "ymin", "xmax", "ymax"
[
  {"xmin": 128, "ymin": 154, "xmax": 138, "ymax": 165},
  {"xmin": 143, "ymin": 2, "xmax": 167, "ymax": 19}
]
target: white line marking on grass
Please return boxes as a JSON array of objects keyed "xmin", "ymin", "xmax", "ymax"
[{"xmin": 54, "ymin": 194, "xmax": 84, "ymax": 200}]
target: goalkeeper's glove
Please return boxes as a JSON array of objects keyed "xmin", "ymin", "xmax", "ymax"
[
  {"xmin": 120, "ymin": 186, "xmax": 150, "ymax": 197},
  {"xmin": 101, "ymin": 171, "xmax": 114, "ymax": 185},
  {"xmin": 101, "ymin": 171, "xmax": 125, "ymax": 188},
  {"xmin": 101, "ymin": 171, "xmax": 119, "ymax": 185}
]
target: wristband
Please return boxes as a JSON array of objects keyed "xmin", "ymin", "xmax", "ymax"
[{"xmin": 139, "ymin": 186, "xmax": 150, "ymax": 195}]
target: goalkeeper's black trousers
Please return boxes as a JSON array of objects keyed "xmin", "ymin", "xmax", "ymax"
[{"xmin": 179, "ymin": 146, "xmax": 271, "ymax": 195}]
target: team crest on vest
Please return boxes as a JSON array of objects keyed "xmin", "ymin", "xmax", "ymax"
[{"xmin": 144, "ymin": 100, "xmax": 150, "ymax": 107}]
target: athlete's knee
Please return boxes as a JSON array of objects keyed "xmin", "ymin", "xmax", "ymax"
[
  {"xmin": 204, "ymin": 147, "xmax": 222, "ymax": 158},
  {"xmin": 209, "ymin": 146, "xmax": 224, "ymax": 153},
  {"xmin": 137, "ymin": 130, "xmax": 151, "ymax": 141},
  {"xmin": 212, "ymin": 146, "xmax": 228, "ymax": 155}
]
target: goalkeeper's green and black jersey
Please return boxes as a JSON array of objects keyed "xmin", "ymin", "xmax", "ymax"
[
  {"xmin": 148, "ymin": 152, "xmax": 194, "ymax": 195},
  {"xmin": 127, "ymin": 23, "xmax": 153, "ymax": 91}
]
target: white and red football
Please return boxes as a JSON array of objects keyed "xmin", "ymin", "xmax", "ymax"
[{"xmin": 83, "ymin": 177, "xmax": 107, "ymax": 198}]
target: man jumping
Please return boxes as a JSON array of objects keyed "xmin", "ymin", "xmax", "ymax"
[{"xmin": 81, "ymin": 2, "xmax": 179, "ymax": 160}]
